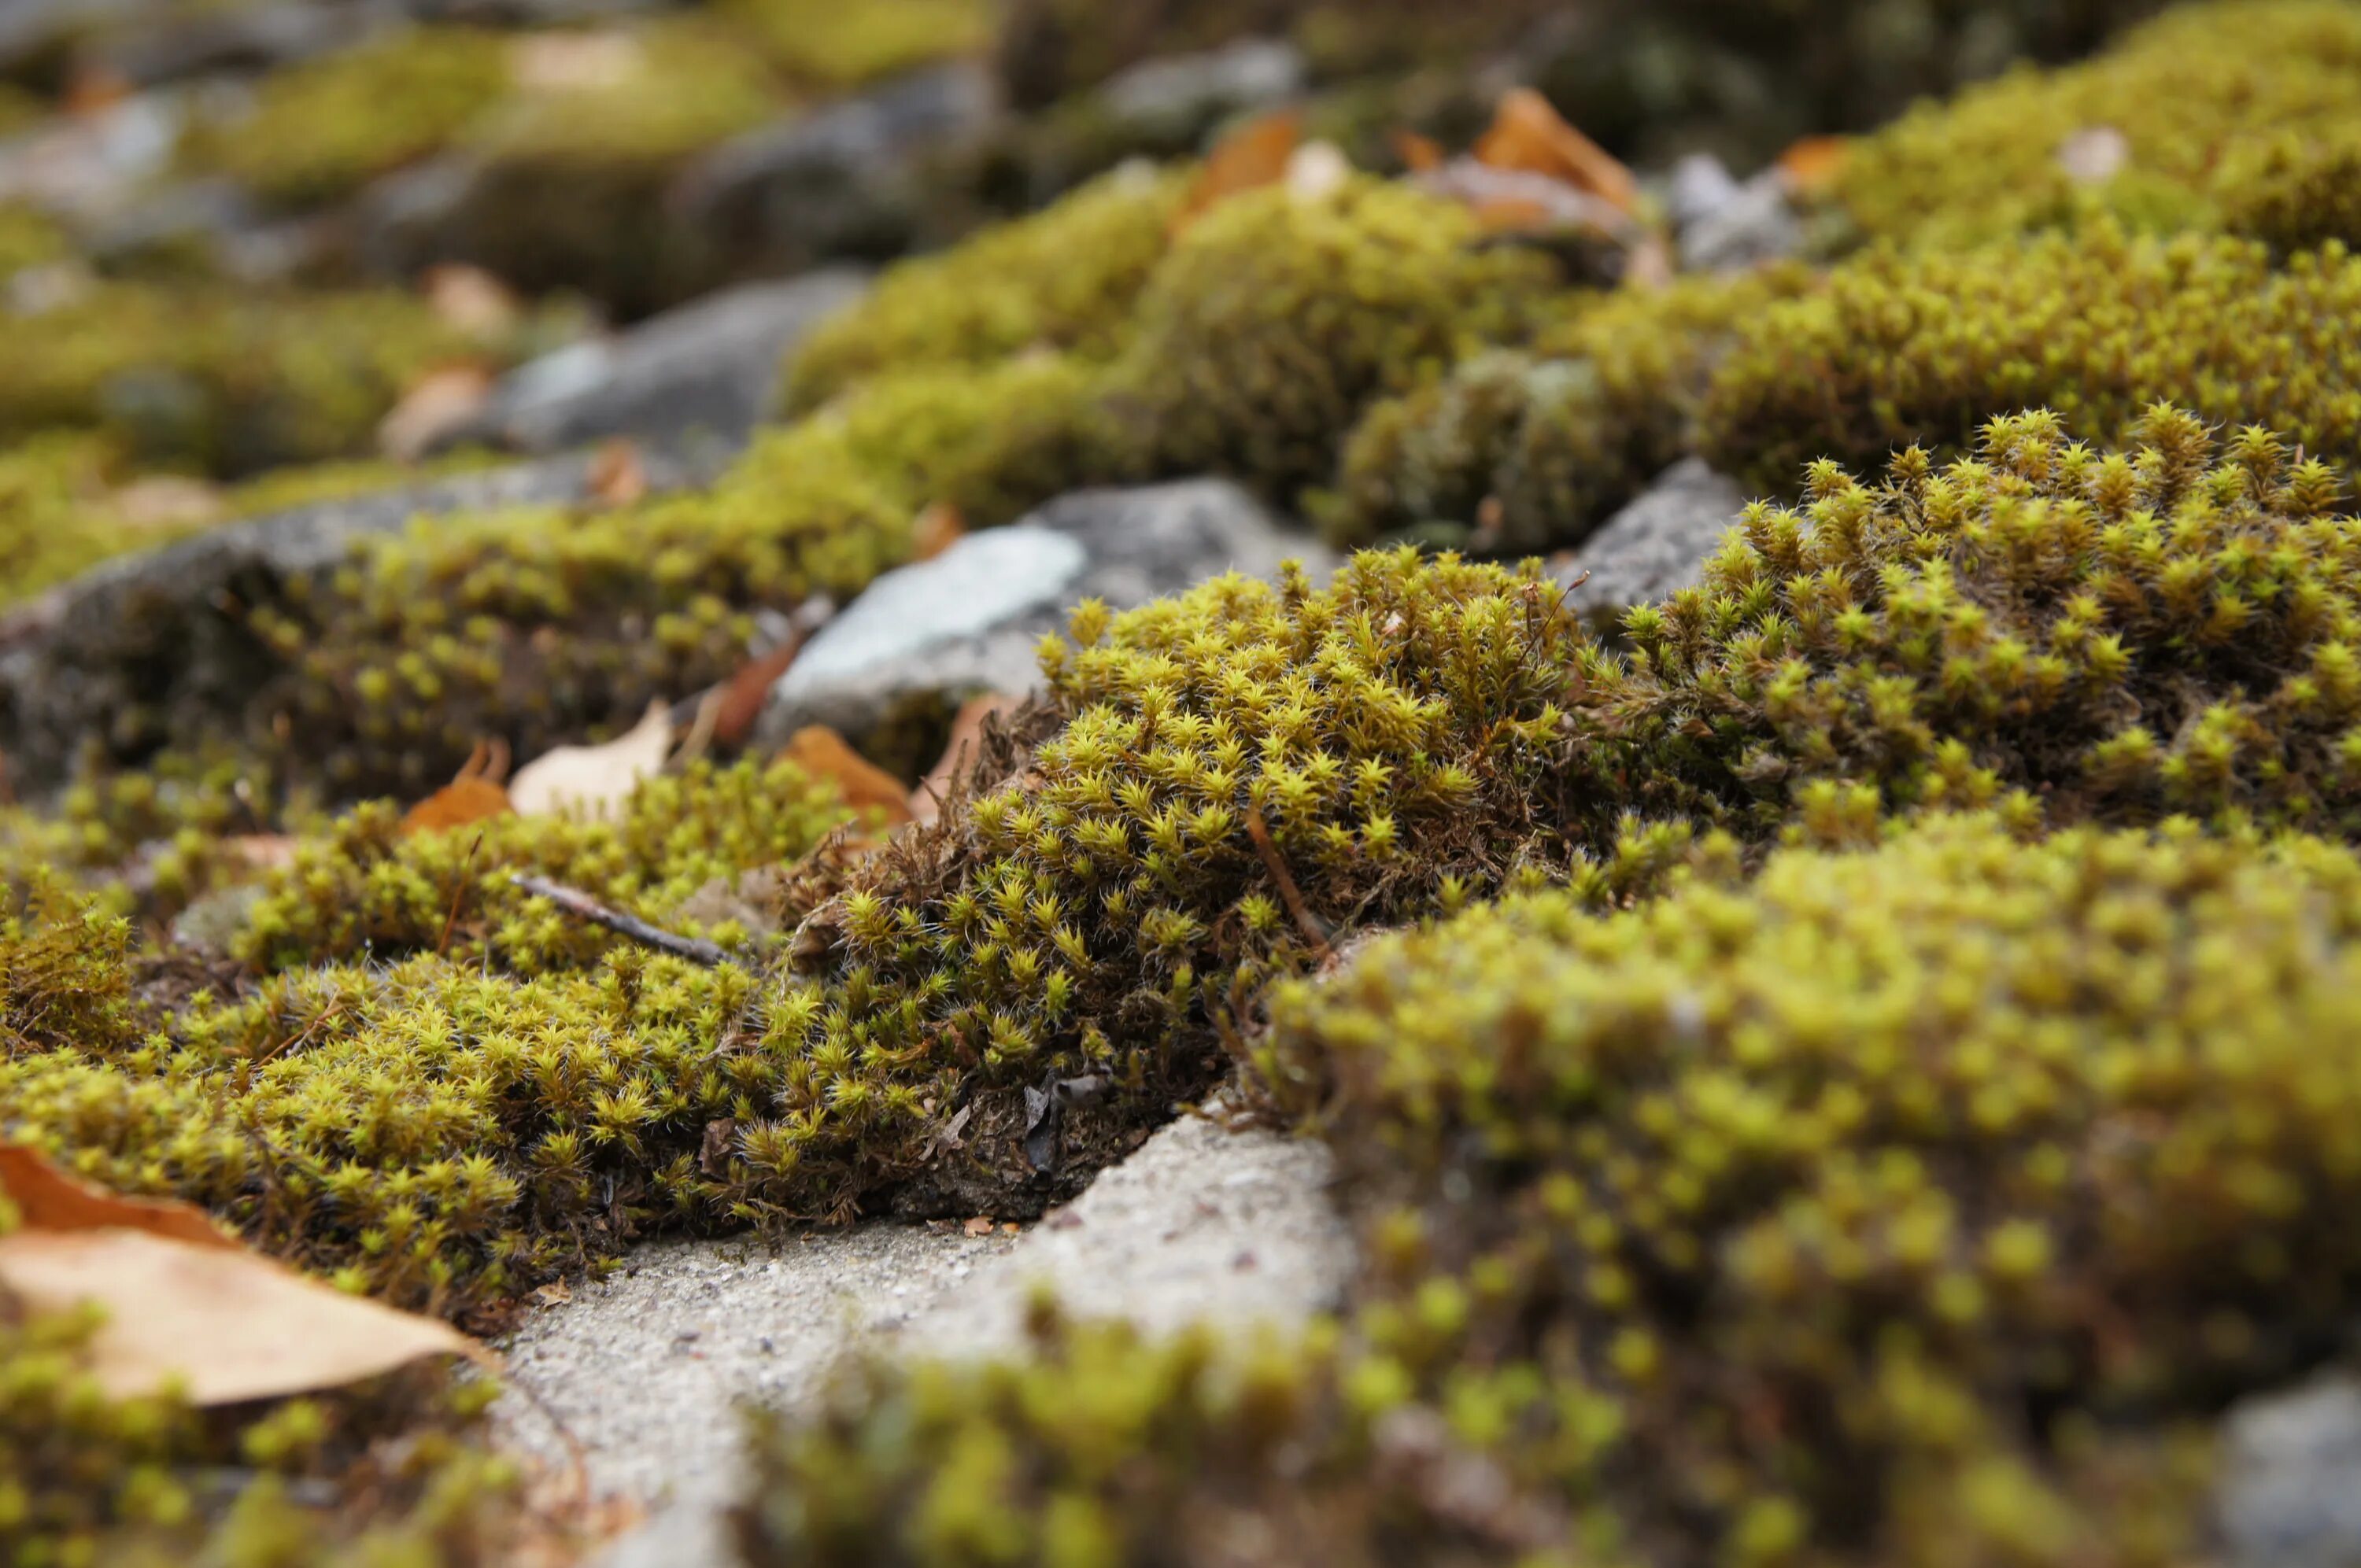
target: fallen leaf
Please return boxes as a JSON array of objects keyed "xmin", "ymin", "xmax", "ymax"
[
  {"xmin": 531, "ymin": 1280, "xmax": 573, "ymax": 1306},
  {"xmin": 782, "ymin": 727, "xmax": 916, "ymax": 827},
  {"xmin": 711, "ymin": 597, "xmax": 836, "ymax": 748},
  {"xmin": 911, "ymin": 500, "xmax": 966, "ymax": 563},
  {"xmin": 1776, "ymin": 135, "xmax": 1850, "ymax": 197},
  {"xmin": 912, "ymin": 692, "xmax": 1022, "ymax": 826},
  {"xmin": 379, "ymin": 363, "xmax": 492, "ymax": 462},
  {"xmin": 1175, "ymin": 108, "xmax": 1302, "ymax": 235},
  {"xmin": 509, "ymin": 31, "xmax": 645, "ymax": 92},
  {"xmin": 108, "ymin": 476, "xmax": 225, "ymax": 532},
  {"xmin": 2057, "ymin": 125, "xmax": 2130, "ymax": 186},
  {"xmin": 0, "ymin": 1229, "xmax": 475, "ymax": 1404},
  {"xmin": 63, "ymin": 67, "xmax": 130, "ymax": 118},
  {"xmin": 1472, "ymin": 88, "xmax": 1637, "ymax": 215},
  {"xmin": 963, "ymin": 1216, "xmax": 994, "ymax": 1237},
  {"xmin": 0, "ymin": 1144, "xmax": 478, "ymax": 1406},
  {"xmin": 587, "ymin": 438, "xmax": 648, "ymax": 507},
  {"xmin": 1392, "ymin": 128, "xmax": 1446, "ymax": 173},
  {"xmin": 0, "ymin": 1145, "xmax": 237, "ymax": 1253},
  {"xmin": 228, "ymin": 833, "xmax": 299, "ymax": 873},
  {"xmin": 402, "ymin": 777, "xmax": 514, "ymax": 836},
  {"xmin": 1285, "ymin": 139, "xmax": 1353, "ymax": 204},
  {"xmin": 510, "ymin": 703, "xmax": 673, "ymax": 819},
  {"xmin": 426, "ymin": 264, "xmax": 520, "ymax": 338}
]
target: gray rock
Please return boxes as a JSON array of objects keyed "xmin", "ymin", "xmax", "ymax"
[
  {"xmin": 434, "ymin": 270, "xmax": 868, "ymax": 456},
  {"xmin": 2221, "ymin": 1373, "xmax": 2361, "ymax": 1568},
  {"xmin": 674, "ymin": 63, "xmax": 1000, "ymax": 271},
  {"xmin": 1554, "ymin": 458, "xmax": 1748, "ymax": 630},
  {"xmin": 1098, "ymin": 37, "xmax": 1302, "ymax": 131},
  {"xmin": 493, "ymin": 1112, "xmax": 1352, "ymax": 1568},
  {"xmin": 0, "ymin": 448, "xmax": 713, "ymax": 792},
  {"xmin": 759, "ymin": 479, "xmax": 1336, "ymax": 752},
  {"xmin": 0, "ymin": 90, "xmax": 183, "ymax": 223},
  {"xmin": 1671, "ymin": 152, "xmax": 1803, "ymax": 275}
]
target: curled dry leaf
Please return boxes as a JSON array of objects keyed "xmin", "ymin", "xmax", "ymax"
[
  {"xmin": 1776, "ymin": 134, "xmax": 1850, "ymax": 197},
  {"xmin": 510, "ymin": 702, "xmax": 672, "ymax": 819},
  {"xmin": 1174, "ymin": 108, "xmax": 1302, "ymax": 236},
  {"xmin": 402, "ymin": 739, "xmax": 515, "ymax": 836},
  {"xmin": 782, "ymin": 726, "xmax": 915, "ymax": 828},
  {"xmin": 711, "ymin": 596, "xmax": 836, "ymax": 748},
  {"xmin": 912, "ymin": 692, "xmax": 1023, "ymax": 826},
  {"xmin": 379, "ymin": 363, "xmax": 493, "ymax": 462},
  {"xmin": 0, "ymin": 1144, "xmax": 478, "ymax": 1406},
  {"xmin": 1472, "ymin": 88, "xmax": 1637, "ymax": 215},
  {"xmin": 587, "ymin": 437, "xmax": 649, "ymax": 507},
  {"xmin": 911, "ymin": 500, "xmax": 966, "ymax": 563}
]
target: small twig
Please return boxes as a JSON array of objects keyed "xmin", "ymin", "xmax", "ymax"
[
  {"xmin": 509, "ymin": 874, "xmax": 733, "ymax": 966},
  {"xmin": 1243, "ymin": 802, "xmax": 1332, "ymax": 958}
]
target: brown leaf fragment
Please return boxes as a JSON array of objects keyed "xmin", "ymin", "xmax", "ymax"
[
  {"xmin": 711, "ymin": 597, "xmax": 835, "ymax": 748},
  {"xmin": 1472, "ymin": 87, "xmax": 1637, "ymax": 214},
  {"xmin": 402, "ymin": 777, "xmax": 514, "ymax": 836},
  {"xmin": 0, "ymin": 1144, "xmax": 238, "ymax": 1253},
  {"xmin": 699, "ymin": 1118, "xmax": 739, "ymax": 1180},
  {"xmin": 963, "ymin": 1216, "xmax": 994, "ymax": 1237},
  {"xmin": 0, "ymin": 1228, "xmax": 477, "ymax": 1404},
  {"xmin": 1776, "ymin": 135, "xmax": 1849, "ymax": 197},
  {"xmin": 911, "ymin": 500, "xmax": 966, "ymax": 563},
  {"xmin": 379, "ymin": 363, "xmax": 492, "ymax": 461},
  {"xmin": 1175, "ymin": 108, "xmax": 1302, "ymax": 235},
  {"xmin": 783, "ymin": 726, "xmax": 916, "ymax": 827},
  {"xmin": 912, "ymin": 692, "xmax": 1023, "ymax": 825},
  {"xmin": 532, "ymin": 1280, "xmax": 573, "ymax": 1306},
  {"xmin": 587, "ymin": 437, "xmax": 648, "ymax": 507},
  {"xmin": 510, "ymin": 703, "xmax": 672, "ymax": 819},
  {"xmin": 1391, "ymin": 128, "xmax": 1446, "ymax": 173},
  {"xmin": 426, "ymin": 264, "xmax": 521, "ymax": 338}
]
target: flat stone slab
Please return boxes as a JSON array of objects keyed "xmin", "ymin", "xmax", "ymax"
[
  {"xmin": 437, "ymin": 270, "xmax": 870, "ymax": 456},
  {"xmin": 493, "ymin": 1113, "xmax": 1353, "ymax": 1566},
  {"xmin": 759, "ymin": 478, "xmax": 1339, "ymax": 754}
]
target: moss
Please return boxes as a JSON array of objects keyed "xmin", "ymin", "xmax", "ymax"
[
  {"xmin": 1321, "ymin": 267, "xmax": 1812, "ymax": 552},
  {"xmin": 722, "ymin": 0, "xmax": 996, "ymax": 88},
  {"xmin": 1697, "ymin": 224, "xmax": 2361, "ymax": 499},
  {"xmin": 1110, "ymin": 178, "xmax": 1561, "ymax": 503},
  {"xmin": 235, "ymin": 755, "xmax": 855, "ymax": 975},
  {"xmin": 2218, "ymin": 124, "xmax": 2361, "ymax": 257},
  {"xmin": 183, "ymin": 25, "xmax": 510, "ymax": 208},
  {"xmin": 745, "ymin": 812, "xmax": 2353, "ymax": 1564},
  {"xmin": 0, "ymin": 283, "xmax": 497, "ymax": 477},
  {"xmin": 1593, "ymin": 408, "xmax": 2361, "ymax": 842},
  {"xmin": 785, "ymin": 165, "xmax": 1188, "ymax": 411},
  {"xmin": 0, "ymin": 203, "xmax": 68, "ymax": 279},
  {"xmin": 1827, "ymin": 0, "xmax": 2361, "ymax": 250}
]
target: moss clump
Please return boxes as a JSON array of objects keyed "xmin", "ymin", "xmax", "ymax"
[
  {"xmin": 0, "ymin": 283, "xmax": 494, "ymax": 477},
  {"xmin": 1827, "ymin": 0, "xmax": 2361, "ymax": 250},
  {"xmin": 722, "ymin": 0, "xmax": 996, "ymax": 88},
  {"xmin": 1110, "ymin": 178, "xmax": 1560, "ymax": 502},
  {"xmin": 1697, "ymin": 224, "xmax": 2361, "ymax": 497},
  {"xmin": 2219, "ymin": 124, "xmax": 2361, "ymax": 257},
  {"xmin": 1591, "ymin": 408, "xmax": 2361, "ymax": 842},
  {"xmin": 785, "ymin": 165, "xmax": 1187, "ymax": 411},
  {"xmin": 745, "ymin": 814, "xmax": 2356, "ymax": 1564},
  {"xmin": 1321, "ymin": 267, "xmax": 1811, "ymax": 552},
  {"xmin": 0, "ymin": 203, "xmax": 67, "ymax": 279},
  {"xmin": 235, "ymin": 755, "xmax": 855, "ymax": 975},
  {"xmin": 183, "ymin": 25, "xmax": 510, "ymax": 208}
]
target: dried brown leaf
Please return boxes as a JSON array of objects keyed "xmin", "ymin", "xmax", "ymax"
[
  {"xmin": 426, "ymin": 264, "xmax": 521, "ymax": 338},
  {"xmin": 911, "ymin": 500, "xmax": 966, "ymax": 563},
  {"xmin": 912, "ymin": 692, "xmax": 1023, "ymax": 826},
  {"xmin": 0, "ymin": 1145, "xmax": 237, "ymax": 1253},
  {"xmin": 379, "ymin": 363, "xmax": 492, "ymax": 462},
  {"xmin": 510, "ymin": 703, "xmax": 672, "ymax": 819},
  {"xmin": 1472, "ymin": 87, "xmax": 1637, "ymax": 215},
  {"xmin": 401, "ymin": 777, "xmax": 514, "ymax": 836},
  {"xmin": 587, "ymin": 438, "xmax": 648, "ymax": 507},
  {"xmin": 1392, "ymin": 129, "xmax": 1446, "ymax": 173},
  {"xmin": 782, "ymin": 727, "xmax": 915, "ymax": 827},
  {"xmin": 1776, "ymin": 135, "xmax": 1849, "ymax": 197},
  {"xmin": 1175, "ymin": 109, "xmax": 1302, "ymax": 235}
]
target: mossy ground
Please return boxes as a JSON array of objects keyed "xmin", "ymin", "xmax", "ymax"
[{"xmin": 6, "ymin": 0, "xmax": 2361, "ymax": 1562}]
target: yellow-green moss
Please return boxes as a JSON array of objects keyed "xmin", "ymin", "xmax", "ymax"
[
  {"xmin": 0, "ymin": 203, "xmax": 67, "ymax": 278},
  {"xmin": 1699, "ymin": 223, "xmax": 2361, "ymax": 496},
  {"xmin": 1828, "ymin": 0, "xmax": 2361, "ymax": 249},
  {"xmin": 785, "ymin": 165, "xmax": 1188, "ymax": 411},
  {"xmin": 2219, "ymin": 123, "xmax": 2361, "ymax": 256},
  {"xmin": 1109, "ymin": 178, "xmax": 1561, "ymax": 501},
  {"xmin": 1321, "ymin": 267, "xmax": 1812, "ymax": 552},
  {"xmin": 183, "ymin": 26, "xmax": 509, "ymax": 208},
  {"xmin": 722, "ymin": 0, "xmax": 996, "ymax": 88},
  {"xmin": 0, "ymin": 283, "xmax": 497, "ymax": 476}
]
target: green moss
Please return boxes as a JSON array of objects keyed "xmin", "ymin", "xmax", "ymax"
[
  {"xmin": 1698, "ymin": 224, "xmax": 2361, "ymax": 498},
  {"xmin": 746, "ymin": 811, "xmax": 2355, "ymax": 1564},
  {"xmin": 1110, "ymin": 178, "xmax": 1560, "ymax": 502},
  {"xmin": 184, "ymin": 26, "xmax": 510, "ymax": 208},
  {"xmin": 2219, "ymin": 124, "xmax": 2361, "ymax": 256},
  {"xmin": 1595, "ymin": 407, "xmax": 2361, "ymax": 841},
  {"xmin": 0, "ymin": 283, "xmax": 497, "ymax": 477},
  {"xmin": 722, "ymin": 0, "xmax": 996, "ymax": 88},
  {"xmin": 785, "ymin": 165, "xmax": 1188, "ymax": 411},
  {"xmin": 1827, "ymin": 0, "xmax": 2361, "ymax": 249},
  {"xmin": 0, "ymin": 203, "xmax": 67, "ymax": 278},
  {"xmin": 1321, "ymin": 267, "xmax": 1812, "ymax": 552}
]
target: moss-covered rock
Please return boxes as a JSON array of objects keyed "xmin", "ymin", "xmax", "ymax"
[
  {"xmin": 744, "ymin": 811, "xmax": 2361, "ymax": 1565},
  {"xmin": 722, "ymin": 0, "xmax": 996, "ymax": 89},
  {"xmin": 1321, "ymin": 267, "xmax": 1811, "ymax": 552},
  {"xmin": 1827, "ymin": 0, "xmax": 2361, "ymax": 250},
  {"xmin": 1697, "ymin": 225, "xmax": 2361, "ymax": 502}
]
